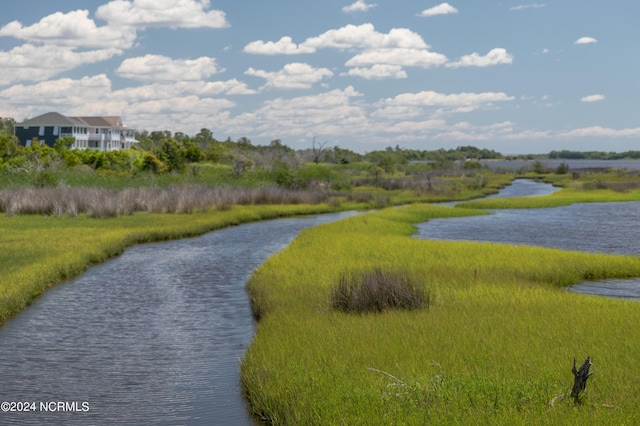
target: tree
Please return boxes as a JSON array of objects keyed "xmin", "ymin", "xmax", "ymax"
[
  {"xmin": 183, "ymin": 140, "xmax": 205, "ymax": 163},
  {"xmin": 159, "ymin": 138, "xmax": 186, "ymax": 172},
  {"xmin": 311, "ymin": 137, "xmax": 330, "ymax": 164},
  {"xmin": 556, "ymin": 161, "xmax": 570, "ymax": 174},
  {"xmin": 194, "ymin": 128, "xmax": 214, "ymax": 144},
  {"xmin": 237, "ymin": 136, "xmax": 253, "ymax": 149},
  {"xmin": 0, "ymin": 135, "xmax": 21, "ymax": 163},
  {"xmin": 231, "ymin": 153, "xmax": 253, "ymax": 178},
  {"xmin": 54, "ymin": 136, "xmax": 75, "ymax": 152},
  {"xmin": 0, "ymin": 117, "xmax": 16, "ymax": 136},
  {"xmin": 365, "ymin": 151, "xmax": 401, "ymax": 173}
]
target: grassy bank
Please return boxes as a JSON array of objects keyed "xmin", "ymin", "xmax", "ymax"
[
  {"xmin": 241, "ymin": 204, "xmax": 640, "ymax": 424},
  {"xmin": 458, "ymin": 186, "xmax": 640, "ymax": 210}
]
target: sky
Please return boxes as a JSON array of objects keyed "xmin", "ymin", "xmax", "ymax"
[{"xmin": 0, "ymin": 1, "xmax": 638, "ymax": 154}]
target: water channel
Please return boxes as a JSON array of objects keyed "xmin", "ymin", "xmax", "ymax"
[
  {"xmin": 416, "ymin": 179, "xmax": 640, "ymax": 299},
  {"xmin": 2, "ymin": 180, "xmax": 639, "ymax": 424},
  {"xmin": 0, "ymin": 211, "xmax": 358, "ymax": 425}
]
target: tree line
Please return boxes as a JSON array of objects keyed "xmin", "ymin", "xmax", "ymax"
[{"xmin": 549, "ymin": 150, "xmax": 640, "ymax": 160}]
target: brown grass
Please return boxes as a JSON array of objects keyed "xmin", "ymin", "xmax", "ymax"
[
  {"xmin": 331, "ymin": 267, "xmax": 431, "ymax": 314},
  {"xmin": 0, "ymin": 185, "xmax": 333, "ymax": 217}
]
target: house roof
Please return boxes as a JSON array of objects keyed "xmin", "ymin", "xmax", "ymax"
[
  {"xmin": 72, "ymin": 116, "xmax": 124, "ymax": 127},
  {"xmin": 17, "ymin": 112, "xmax": 80, "ymax": 127},
  {"xmin": 17, "ymin": 112, "xmax": 131, "ymax": 129}
]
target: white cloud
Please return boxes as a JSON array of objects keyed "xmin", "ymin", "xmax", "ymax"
[
  {"xmin": 0, "ymin": 44, "xmax": 122, "ymax": 86},
  {"xmin": 418, "ymin": 3, "xmax": 459, "ymax": 18},
  {"xmin": 95, "ymin": 0, "xmax": 230, "ymax": 29},
  {"xmin": 0, "ymin": 74, "xmax": 239, "ymax": 134},
  {"xmin": 245, "ymin": 63, "xmax": 333, "ymax": 90},
  {"xmin": 127, "ymin": 96, "xmax": 234, "ymax": 115},
  {"xmin": 575, "ymin": 37, "xmax": 597, "ymax": 45},
  {"xmin": 0, "ymin": 74, "xmax": 112, "ymax": 106},
  {"xmin": 226, "ymin": 86, "xmax": 367, "ymax": 139},
  {"xmin": 243, "ymin": 36, "xmax": 315, "ymax": 55},
  {"xmin": 510, "ymin": 4, "xmax": 545, "ymax": 11},
  {"xmin": 386, "ymin": 119, "xmax": 447, "ymax": 133},
  {"xmin": 198, "ymin": 79, "xmax": 258, "ymax": 95},
  {"xmin": 342, "ymin": 0, "xmax": 377, "ymax": 13},
  {"xmin": 243, "ymin": 24, "xmax": 449, "ymax": 80},
  {"xmin": 346, "ymin": 48, "xmax": 448, "ymax": 68},
  {"xmin": 383, "ymin": 90, "xmax": 514, "ymax": 109},
  {"xmin": 244, "ymin": 23, "xmax": 429, "ymax": 55},
  {"xmin": 302, "ymin": 24, "xmax": 429, "ymax": 50},
  {"xmin": 0, "ymin": 9, "xmax": 136, "ymax": 49},
  {"xmin": 343, "ymin": 64, "xmax": 407, "ymax": 80},
  {"xmin": 559, "ymin": 126, "xmax": 640, "ymax": 138},
  {"xmin": 581, "ymin": 94, "xmax": 605, "ymax": 103},
  {"xmin": 116, "ymin": 55, "xmax": 222, "ymax": 81},
  {"xmin": 446, "ymin": 48, "xmax": 513, "ymax": 68},
  {"xmin": 113, "ymin": 80, "xmax": 256, "ymax": 102},
  {"xmin": 243, "ymin": 24, "xmax": 436, "ymax": 76}
]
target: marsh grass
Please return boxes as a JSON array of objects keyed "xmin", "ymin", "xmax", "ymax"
[
  {"xmin": 457, "ymin": 186, "xmax": 640, "ymax": 210},
  {"xmin": 331, "ymin": 268, "xmax": 430, "ymax": 313},
  {"xmin": 242, "ymin": 204, "xmax": 640, "ymax": 424},
  {"xmin": 0, "ymin": 185, "xmax": 334, "ymax": 217}
]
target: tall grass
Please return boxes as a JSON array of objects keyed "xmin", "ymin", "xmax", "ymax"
[
  {"xmin": 0, "ymin": 185, "xmax": 335, "ymax": 217},
  {"xmin": 242, "ymin": 204, "xmax": 640, "ymax": 424},
  {"xmin": 331, "ymin": 267, "xmax": 431, "ymax": 313}
]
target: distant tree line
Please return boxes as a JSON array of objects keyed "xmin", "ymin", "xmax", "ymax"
[
  {"xmin": 549, "ymin": 150, "xmax": 640, "ymax": 160},
  {"xmin": 373, "ymin": 145, "xmax": 504, "ymax": 162}
]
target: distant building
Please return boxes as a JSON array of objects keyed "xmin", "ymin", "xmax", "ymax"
[{"xmin": 14, "ymin": 112, "xmax": 138, "ymax": 151}]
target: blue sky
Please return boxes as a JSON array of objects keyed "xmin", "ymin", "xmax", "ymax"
[{"xmin": 0, "ymin": 1, "xmax": 638, "ymax": 154}]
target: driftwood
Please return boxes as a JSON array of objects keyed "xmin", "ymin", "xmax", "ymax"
[
  {"xmin": 549, "ymin": 356, "xmax": 595, "ymax": 407},
  {"xmin": 570, "ymin": 356, "xmax": 594, "ymax": 402}
]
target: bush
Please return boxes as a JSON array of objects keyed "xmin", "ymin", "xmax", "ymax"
[
  {"xmin": 331, "ymin": 268, "xmax": 430, "ymax": 314},
  {"xmin": 33, "ymin": 170, "xmax": 59, "ymax": 188}
]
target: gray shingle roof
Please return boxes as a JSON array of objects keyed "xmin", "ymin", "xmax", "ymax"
[
  {"xmin": 17, "ymin": 112, "xmax": 129, "ymax": 129},
  {"xmin": 17, "ymin": 112, "xmax": 82, "ymax": 127}
]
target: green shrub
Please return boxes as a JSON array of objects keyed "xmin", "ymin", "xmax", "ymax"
[{"xmin": 33, "ymin": 170, "xmax": 58, "ymax": 188}]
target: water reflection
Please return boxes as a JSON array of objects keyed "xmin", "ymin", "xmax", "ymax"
[{"xmin": 0, "ymin": 211, "xmax": 358, "ymax": 425}]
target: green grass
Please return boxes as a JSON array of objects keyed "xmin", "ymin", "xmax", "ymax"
[
  {"xmin": 457, "ymin": 186, "xmax": 640, "ymax": 210},
  {"xmin": 242, "ymin": 204, "xmax": 640, "ymax": 424}
]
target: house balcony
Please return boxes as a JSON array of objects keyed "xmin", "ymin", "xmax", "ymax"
[{"xmin": 60, "ymin": 132, "xmax": 138, "ymax": 151}]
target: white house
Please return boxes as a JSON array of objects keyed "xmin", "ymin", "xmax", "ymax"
[{"xmin": 14, "ymin": 112, "xmax": 138, "ymax": 151}]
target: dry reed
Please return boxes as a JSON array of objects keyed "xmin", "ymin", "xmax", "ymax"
[
  {"xmin": 331, "ymin": 267, "xmax": 431, "ymax": 313},
  {"xmin": 0, "ymin": 185, "xmax": 333, "ymax": 217}
]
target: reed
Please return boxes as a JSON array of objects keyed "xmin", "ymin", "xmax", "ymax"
[
  {"xmin": 331, "ymin": 267, "xmax": 431, "ymax": 313},
  {"xmin": 0, "ymin": 185, "xmax": 336, "ymax": 217},
  {"xmin": 242, "ymin": 204, "xmax": 640, "ymax": 424}
]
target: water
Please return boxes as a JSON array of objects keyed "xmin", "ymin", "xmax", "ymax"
[
  {"xmin": 0, "ymin": 211, "xmax": 358, "ymax": 425},
  {"xmin": 480, "ymin": 159, "xmax": 640, "ymax": 171},
  {"xmin": 416, "ymin": 180, "xmax": 640, "ymax": 299},
  {"xmin": 410, "ymin": 159, "xmax": 640, "ymax": 171}
]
